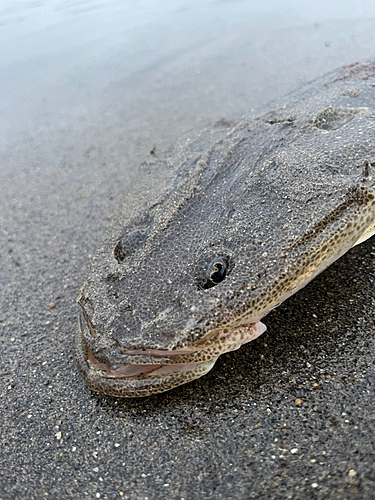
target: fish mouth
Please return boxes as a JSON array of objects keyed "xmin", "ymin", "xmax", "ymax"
[{"xmin": 73, "ymin": 310, "xmax": 266, "ymax": 397}]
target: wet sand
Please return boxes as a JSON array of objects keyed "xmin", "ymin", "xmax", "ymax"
[{"xmin": 1, "ymin": 3, "xmax": 375, "ymax": 498}]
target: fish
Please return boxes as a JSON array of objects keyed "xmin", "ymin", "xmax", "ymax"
[{"xmin": 74, "ymin": 61, "xmax": 375, "ymax": 397}]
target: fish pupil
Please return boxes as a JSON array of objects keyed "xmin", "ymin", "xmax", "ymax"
[
  {"xmin": 197, "ymin": 256, "xmax": 230, "ymax": 289},
  {"xmin": 210, "ymin": 261, "xmax": 227, "ymax": 284}
]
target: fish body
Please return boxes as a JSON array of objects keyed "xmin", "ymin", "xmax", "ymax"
[{"xmin": 74, "ymin": 61, "xmax": 375, "ymax": 397}]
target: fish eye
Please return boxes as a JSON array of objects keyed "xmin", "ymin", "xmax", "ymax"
[{"xmin": 195, "ymin": 255, "xmax": 230, "ymax": 290}]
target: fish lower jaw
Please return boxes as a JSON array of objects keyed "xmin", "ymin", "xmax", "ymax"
[{"xmin": 76, "ymin": 339, "xmax": 219, "ymax": 397}]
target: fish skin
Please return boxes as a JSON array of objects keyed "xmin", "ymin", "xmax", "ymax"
[{"xmin": 74, "ymin": 61, "xmax": 375, "ymax": 397}]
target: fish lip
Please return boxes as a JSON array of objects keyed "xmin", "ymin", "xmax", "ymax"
[
  {"xmin": 73, "ymin": 310, "xmax": 220, "ymax": 397},
  {"xmin": 86, "ymin": 345, "xmax": 211, "ymax": 379}
]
